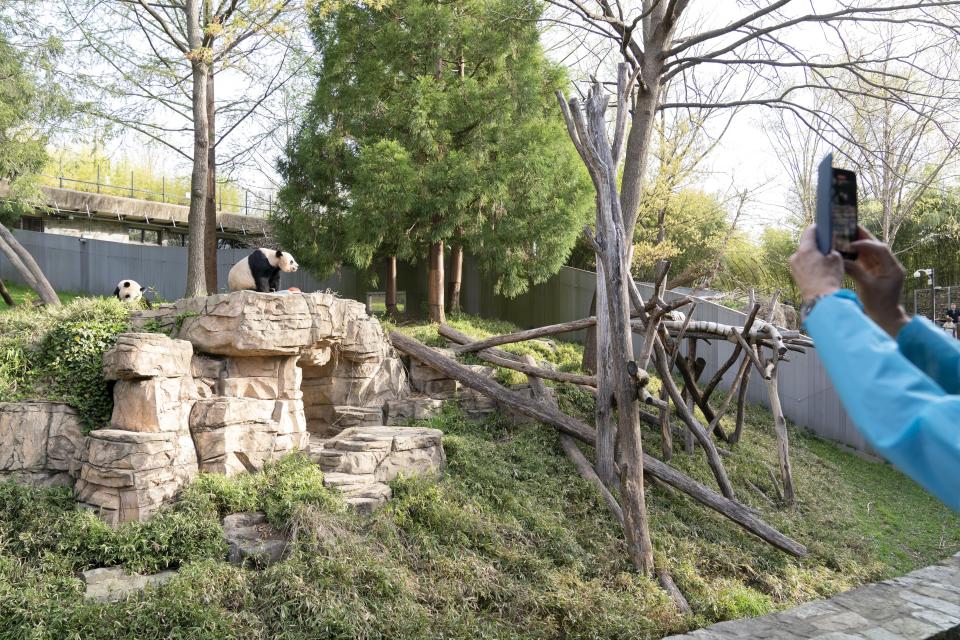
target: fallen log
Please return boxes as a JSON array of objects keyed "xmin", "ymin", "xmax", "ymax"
[
  {"xmin": 389, "ymin": 330, "xmax": 807, "ymax": 558},
  {"xmin": 450, "ymin": 316, "xmax": 598, "ymax": 354}
]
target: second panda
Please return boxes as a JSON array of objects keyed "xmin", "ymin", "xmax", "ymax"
[{"xmin": 227, "ymin": 248, "xmax": 299, "ymax": 293}]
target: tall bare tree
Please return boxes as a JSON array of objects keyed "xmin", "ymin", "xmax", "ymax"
[
  {"xmin": 53, "ymin": 0, "xmax": 308, "ymax": 297},
  {"xmin": 544, "ymin": 0, "xmax": 960, "ymax": 577}
]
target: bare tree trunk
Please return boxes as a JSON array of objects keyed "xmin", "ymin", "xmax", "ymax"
[
  {"xmin": 595, "ymin": 259, "xmax": 617, "ymax": 489},
  {"xmin": 447, "ymin": 244, "xmax": 463, "ymax": 314},
  {"xmin": 0, "ymin": 277, "xmax": 14, "ymax": 306},
  {"xmin": 559, "ymin": 69, "xmax": 655, "ymax": 575},
  {"xmin": 185, "ymin": 0, "xmax": 209, "ymax": 299},
  {"xmin": 386, "ymin": 255, "xmax": 399, "ymax": 317},
  {"xmin": 204, "ymin": 62, "xmax": 218, "ymax": 293},
  {"xmin": 428, "ymin": 240, "xmax": 445, "ymax": 323},
  {"xmin": 582, "ymin": 291, "xmax": 598, "ymax": 373},
  {"xmin": 0, "ymin": 223, "xmax": 59, "ymax": 306}
]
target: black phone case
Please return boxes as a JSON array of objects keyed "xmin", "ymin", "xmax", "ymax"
[
  {"xmin": 815, "ymin": 153, "xmax": 858, "ymax": 259},
  {"xmin": 816, "ymin": 153, "xmax": 834, "ymax": 255}
]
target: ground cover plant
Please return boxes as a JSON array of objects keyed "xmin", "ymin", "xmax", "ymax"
[
  {"xmin": 0, "ymin": 312, "xmax": 957, "ymax": 639},
  {"xmin": 0, "ymin": 293, "xmax": 130, "ymax": 431}
]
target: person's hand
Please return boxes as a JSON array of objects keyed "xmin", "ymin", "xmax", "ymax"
[
  {"xmin": 789, "ymin": 226, "xmax": 844, "ymax": 304},
  {"xmin": 844, "ymin": 225, "xmax": 909, "ymax": 337}
]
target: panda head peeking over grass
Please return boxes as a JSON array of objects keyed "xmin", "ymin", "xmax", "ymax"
[
  {"xmin": 227, "ymin": 248, "xmax": 299, "ymax": 293},
  {"xmin": 113, "ymin": 280, "xmax": 152, "ymax": 308}
]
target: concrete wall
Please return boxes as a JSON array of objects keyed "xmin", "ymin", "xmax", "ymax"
[
  {"xmin": 44, "ymin": 218, "xmax": 130, "ymax": 244},
  {"xmin": 1, "ymin": 230, "xmax": 865, "ymax": 452}
]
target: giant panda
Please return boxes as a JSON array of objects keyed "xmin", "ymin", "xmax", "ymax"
[
  {"xmin": 113, "ymin": 280, "xmax": 152, "ymax": 308},
  {"xmin": 227, "ymin": 248, "xmax": 299, "ymax": 293}
]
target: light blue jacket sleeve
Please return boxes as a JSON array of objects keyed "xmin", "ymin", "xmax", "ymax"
[
  {"xmin": 804, "ymin": 290, "xmax": 960, "ymax": 511},
  {"xmin": 897, "ymin": 316, "xmax": 960, "ymax": 394}
]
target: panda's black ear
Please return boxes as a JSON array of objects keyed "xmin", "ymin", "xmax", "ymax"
[
  {"xmin": 113, "ymin": 287, "xmax": 120, "ymax": 297},
  {"xmin": 140, "ymin": 286, "xmax": 146, "ymax": 293},
  {"xmin": 275, "ymin": 250, "xmax": 283, "ymax": 258}
]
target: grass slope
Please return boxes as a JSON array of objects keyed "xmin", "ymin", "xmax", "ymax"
[
  {"xmin": 0, "ymin": 282, "xmax": 81, "ymax": 309},
  {"xmin": 0, "ymin": 312, "xmax": 956, "ymax": 639}
]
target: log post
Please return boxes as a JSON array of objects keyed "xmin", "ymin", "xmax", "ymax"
[
  {"xmin": 0, "ymin": 224, "xmax": 59, "ymax": 306},
  {"xmin": 764, "ymin": 353, "xmax": 796, "ymax": 505}
]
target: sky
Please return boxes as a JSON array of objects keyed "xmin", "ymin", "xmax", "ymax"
[{"xmin": 45, "ymin": 0, "xmax": 954, "ymax": 237}]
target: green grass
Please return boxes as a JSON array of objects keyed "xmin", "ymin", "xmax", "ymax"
[
  {"xmin": 0, "ymin": 311, "xmax": 957, "ymax": 638},
  {"xmin": 0, "ymin": 282, "xmax": 82, "ymax": 309}
]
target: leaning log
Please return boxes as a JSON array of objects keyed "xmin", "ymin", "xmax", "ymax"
[
  {"xmin": 389, "ymin": 330, "xmax": 807, "ymax": 558},
  {"xmin": 450, "ymin": 316, "xmax": 598, "ymax": 354}
]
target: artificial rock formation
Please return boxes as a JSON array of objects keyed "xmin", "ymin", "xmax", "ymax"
[
  {"xmin": 0, "ymin": 292, "xmax": 436, "ymax": 525},
  {"xmin": 72, "ymin": 291, "xmax": 411, "ymax": 524},
  {"xmin": 0, "ymin": 402, "xmax": 85, "ymax": 487},
  {"xmin": 75, "ymin": 333, "xmax": 200, "ymax": 525}
]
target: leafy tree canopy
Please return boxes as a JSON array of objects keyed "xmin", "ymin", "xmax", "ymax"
[{"xmin": 275, "ymin": 0, "xmax": 592, "ymax": 297}]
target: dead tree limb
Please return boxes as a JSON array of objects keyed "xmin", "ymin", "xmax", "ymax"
[
  {"xmin": 652, "ymin": 338, "xmax": 736, "ymax": 500},
  {"xmin": 451, "ymin": 316, "xmax": 598, "ymax": 354},
  {"xmin": 389, "ymin": 330, "xmax": 806, "ymax": 558},
  {"xmin": 701, "ymin": 303, "xmax": 761, "ymax": 403},
  {"xmin": 763, "ymin": 353, "xmax": 796, "ymax": 506}
]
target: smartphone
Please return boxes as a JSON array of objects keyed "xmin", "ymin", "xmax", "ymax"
[{"xmin": 815, "ymin": 152, "xmax": 858, "ymax": 259}]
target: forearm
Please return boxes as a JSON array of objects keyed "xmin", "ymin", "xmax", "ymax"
[
  {"xmin": 897, "ymin": 316, "xmax": 960, "ymax": 394},
  {"xmin": 805, "ymin": 291, "xmax": 960, "ymax": 510}
]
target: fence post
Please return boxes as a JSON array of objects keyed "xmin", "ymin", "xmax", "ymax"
[
  {"xmin": 130, "ymin": 171, "xmax": 134, "ymax": 198},
  {"xmin": 162, "ymin": 177, "xmax": 165, "ymax": 203},
  {"xmin": 219, "ymin": 185, "xmax": 222, "ymax": 211},
  {"xmin": 97, "ymin": 164, "xmax": 100, "ymax": 194}
]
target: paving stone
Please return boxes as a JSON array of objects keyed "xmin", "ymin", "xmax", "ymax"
[{"xmin": 663, "ymin": 553, "xmax": 960, "ymax": 640}]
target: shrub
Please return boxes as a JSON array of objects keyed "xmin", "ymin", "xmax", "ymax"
[{"xmin": 0, "ymin": 297, "xmax": 130, "ymax": 431}]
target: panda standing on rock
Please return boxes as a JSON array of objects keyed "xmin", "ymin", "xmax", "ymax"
[{"xmin": 228, "ymin": 248, "xmax": 299, "ymax": 293}]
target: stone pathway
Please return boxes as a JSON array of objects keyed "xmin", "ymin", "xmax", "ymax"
[{"xmin": 664, "ymin": 553, "xmax": 960, "ymax": 639}]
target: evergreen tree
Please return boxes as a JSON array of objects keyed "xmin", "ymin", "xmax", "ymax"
[{"xmin": 275, "ymin": 0, "xmax": 591, "ymax": 321}]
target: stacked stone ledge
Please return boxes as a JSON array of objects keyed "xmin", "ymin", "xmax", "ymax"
[
  {"xmin": 0, "ymin": 401, "xmax": 85, "ymax": 487},
  {"xmin": 318, "ymin": 426, "xmax": 446, "ymax": 514},
  {"xmin": 74, "ymin": 333, "xmax": 200, "ymax": 525}
]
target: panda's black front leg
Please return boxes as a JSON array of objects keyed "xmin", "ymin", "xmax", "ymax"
[
  {"xmin": 269, "ymin": 271, "xmax": 280, "ymax": 292},
  {"xmin": 255, "ymin": 276, "xmax": 272, "ymax": 293}
]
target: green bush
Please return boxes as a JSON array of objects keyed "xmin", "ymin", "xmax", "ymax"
[{"xmin": 0, "ymin": 297, "xmax": 130, "ymax": 431}]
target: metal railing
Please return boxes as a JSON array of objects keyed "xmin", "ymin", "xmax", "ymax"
[{"xmin": 43, "ymin": 173, "xmax": 275, "ymax": 218}]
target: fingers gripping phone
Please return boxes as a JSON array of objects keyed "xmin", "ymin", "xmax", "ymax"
[{"xmin": 816, "ymin": 152, "xmax": 859, "ymax": 259}]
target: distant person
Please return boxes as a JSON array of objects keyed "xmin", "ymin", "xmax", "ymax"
[
  {"xmin": 944, "ymin": 303, "xmax": 960, "ymax": 338},
  {"xmin": 789, "ymin": 225, "xmax": 960, "ymax": 511}
]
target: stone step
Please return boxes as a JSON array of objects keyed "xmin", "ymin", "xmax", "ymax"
[
  {"xmin": 322, "ymin": 472, "xmax": 392, "ymax": 515},
  {"xmin": 315, "ymin": 426, "xmax": 445, "ymax": 516}
]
